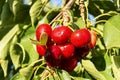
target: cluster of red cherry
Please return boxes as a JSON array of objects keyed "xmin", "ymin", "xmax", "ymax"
[{"xmin": 35, "ymin": 24, "xmax": 97, "ymax": 72}]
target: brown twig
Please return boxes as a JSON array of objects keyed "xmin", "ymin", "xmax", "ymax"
[
  {"xmin": 62, "ymin": 10, "xmax": 70, "ymax": 25},
  {"xmin": 79, "ymin": 0, "xmax": 87, "ymax": 26},
  {"xmin": 50, "ymin": 0, "xmax": 76, "ymax": 24},
  {"xmin": 63, "ymin": 0, "xmax": 76, "ymax": 10}
]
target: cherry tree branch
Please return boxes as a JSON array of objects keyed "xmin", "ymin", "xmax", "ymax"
[
  {"xmin": 79, "ymin": 0, "xmax": 87, "ymax": 25},
  {"xmin": 63, "ymin": 0, "xmax": 76, "ymax": 10},
  {"xmin": 50, "ymin": 0, "xmax": 76, "ymax": 24}
]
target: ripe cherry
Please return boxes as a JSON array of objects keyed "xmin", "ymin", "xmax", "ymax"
[
  {"xmin": 36, "ymin": 24, "xmax": 52, "ymax": 41},
  {"xmin": 36, "ymin": 44, "xmax": 46, "ymax": 56},
  {"xmin": 44, "ymin": 45, "xmax": 62, "ymax": 68},
  {"xmin": 51, "ymin": 26, "xmax": 72, "ymax": 44},
  {"xmin": 49, "ymin": 45, "xmax": 62, "ymax": 60},
  {"xmin": 89, "ymin": 30, "xmax": 97, "ymax": 49},
  {"xmin": 59, "ymin": 56, "xmax": 78, "ymax": 72},
  {"xmin": 75, "ymin": 44, "xmax": 91, "ymax": 58},
  {"xmin": 70, "ymin": 28, "xmax": 91, "ymax": 48},
  {"xmin": 58, "ymin": 43, "xmax": 75, "ymax": 59},
  {"xmin": 46, "ymin": 38, "xmax": 54, "ymax": 47}
]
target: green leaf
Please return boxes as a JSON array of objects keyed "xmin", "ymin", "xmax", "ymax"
[
  {"xmin": 82, "ymin": 59, "xmax": 106, "ymax": 80},
  {"xmin": 19, "ymin": 59, "xmax": 43, "ymax": 80},
  {"xmin": 33, "ymin": 76, "xmax": 41, "ymax": 80},
  {"xmin": 74, "ymin": 77, "xmax": 90, "ymax": 80},
  {"xmin": 74, "ymin": 18, "xmax": 85, "ymax": 29},
  {"xmin": 10, "ymin": 73, "xmax": 24, "ymax": 80},
  {"xmin": 12, "ymin": 0, "xmax": 30, "ymax": 23},
  {"xmin": 44, "ymin": 0, "xmax": 60, "ymax": 12},
  {"xmin": 0, "ymin": 0, "xmax": 5, "ymax": 14},
  {"xmin": 103, "ymin": 14, "xmax": 120, "ymax": 49},
  {"xmin": 39, "ymin": 32, "xmax": 48, "ymax": 45},
  {"xmin": 74, "ymin": 64, "xmax": 83, "ymax": 74},
  {"xmin": 100, "ymin": 53, "xmax": 115, "ymax": 80},
  {"xmin": 0, "ymin": 41, "xmax": 10, "ymax": 60},
  {"xmin": 88, "ymin": 1, "xmax": 116, "ymax": 16},
  {"xmin": 95, "ymin": 1, "xmax": 116, "ymax": 13},
  {"xmin": 0, "ymin": 67, "xmax": 4, "ymax": 80},
  {"xmin": 111, "ymin": 56, "xmax": 120, "ymax": 80},
  {"xmin": 100, "ymin": 71, "xmax": 115, "ymax": 80},
  {"xmin": 10, "ymin": 43, "xmax": 25, "ymax": 69},
  {"xmin": 29, "ymin": 0, "xmax": 47, "ymax": 26},
  {"xmin": 19, "ymin": 66, "xmax": 34, "ymax": 80},
  {"xmin": 88, "ymin": 1, "xmax": 101, "ymax": 16},
  {"xmin": 91, "ymin": 54, "xmax": 106, "ymax": 71},
  {"xmin": 0, "ymin": 25, "xmax": 19, "ymax": 59},
  {"xmin": 46, "ymin": 74, "xmax": 59, "ymax": 80},
  {"xmin": 20, "ymin": 59, "xmax": 44, "ymax": 80},
  {"xmin": 38, "ymin": 8, "xmax": 60, "ymax": 24},
  {"xmin": 96, "ymin": 37, "xmax": 105, "ymax": 50},
  {"xmin": 38, "ymin": 16, "xmax": 49, "ymax": 24},
  {"xmin": 0, "ymin": 25, "xmax": 13, "ymax": 40},
  {"xmin": 57, "ymin": 69, "xmax": 71, "ymax": 80},
  {"xmin": 1, "ymin": 2, "xmax": 14, "ymax": 25},
  {"xmin": 62, "ymin": 70, "xmax": 71, "ymax": 80},
  {"xmin": 8, "ymin": 0, "xmax": 13, "ymax": 12},
  {"xmin": 0, "ymin": 59, "xmax": 9, "ymax": 77},
  {"xmin": 104, "ymin": 53, "xmax": 112, "ymax": 71},
  {"xmin": 0, "ymin": 25, "xmax": 19, "ymax": 77},
  {"xmin": 20, "ymin": 26, "xmax": 39, "ymax": 66}
]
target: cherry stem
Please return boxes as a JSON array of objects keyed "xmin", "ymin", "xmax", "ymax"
[
  {"xmin": 91, "ymin": 27, "xmax": 103, "ymax": 37},
  {"xmin": 95, "ymin": 20, "xmax": 107, "ymax": 25},
  {"xmin": 34, "ymin": 63, "xmax": 46, "ymax": 76},
  {"xmin": 41, "ymin": 66, "xmax": 55, "ymax": 80},
  {"xmin": 29, "ymin": 59, "xmax": 44, "ymax": 67}
]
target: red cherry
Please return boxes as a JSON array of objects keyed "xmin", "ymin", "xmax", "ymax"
[
  {"xmin": 90, "ymin": 30, "xmax": 97, "ymax": 49},
  {"xmin": 59, "ymin": 56, "xmax": 78, "ymax": 72},
  {"xmin": 44, "ymin": 45, "xmax": 62, "ymax": 68},
  {"xmin": 70, "ymin": 28, "xmax": 91, "ymax": 48},
  {"xmin": 51, "ymin": 26, "xmax": 72, "ymax": 44},
  {"xmin": 36, "ymin": 24, "xmax": 52, "ymax": 41},
  {"xmin": 49, "ymin": 45, "xmax": 62, "ymax": 60},
  {"xmin": 58, "ymin": 43, "xmax": 75, "ymax": 59},
  {"xmin": 46, "ymin": 38, "xmax": 54, "ymax": 47},
  {"xmin": 36, "ymin": 45, "xmax": 46, "ymax": 56},
  {"xmin": 75, "ymin": 44, "xmax": 91, "ymax": 58}
]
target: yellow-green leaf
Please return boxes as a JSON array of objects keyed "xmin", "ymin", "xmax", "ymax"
[
  {"xmin": 103, "ymin": 14, "xmax": 120, "ymax": 49},
  {"xmin": 82, "ymin": 59, "xmax": 106, "ymax": 80}
]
